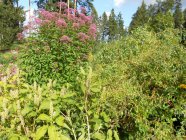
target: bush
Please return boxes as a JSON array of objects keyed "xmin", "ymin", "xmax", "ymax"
[
  {"xmin": 20, "ymin": 3, "xmax": 96, "ymax": 87},
  {"xmin": 93, "ymin": 27, "xmax": 186, "ymax": 139}
]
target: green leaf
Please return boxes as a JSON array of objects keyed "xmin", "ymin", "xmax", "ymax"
[
  {"xmin": 48, "ymin": 125, "xmax": 59, "ymax": 140},
  {"xmin": 35, "ymin": 125, "xmax": 48, "ymax": 140},
  {"xmin": 101, "ymin": 112, "xmax": 110, "ymax": 123},
  {"xmin": 59, "ymin": 133, "xmax": 71, "ymax": 140},
  {"xmin": 55, "ymin": 116, "xmax": 64, "ymax": 126},
  {"xmin": 107, "ymin": 129, "xmax": 112, "ymax": 140},
  {"xmin": 21, "ymin": 106, "xmax": 33, "ymax": 116},
  {"xmin": 92, "ymin": 132, "xmax": 105, "ymax": 139},
  {"xmin": 37, "ymin": 114, "xmax": 51, "ymax": 122},
  {"xmin": 114, "ymin": 131, "xmax": 120, "ymax": 140},
  {"xmin": 91, "ymin": 83, "xmax": 101, "ymax": 93},
  {"xmin": 39, "ymin": 100, "xmax": 50, "ymax": 110},
  {"xmin": 9, "ymin": 136, "xmax": 19, "ymax": 140}
]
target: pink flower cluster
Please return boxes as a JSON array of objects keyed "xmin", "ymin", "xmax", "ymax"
[
  {"xmin": 78, "ymin": 32, "xmax": 89, "ymax": 42},
  {"xmin": 73, "ymin": 23, "xmax": 80, "ymax": 29},
  {"xmin": 40, "ymin": 9, "xmax": 56, "ymax": 21},
  {"xmin": 57, "ymin": 2, "xmax": 67, "ymax": 9},
  {"xmin": 88, "ymin": 24, "xmax": 97, "ymax": 38},
  {"xmin": 17, "ymin": 33, "xmax": 24, "ymax": 41},
  {"xmin": 60, "ymin": 35, "xmax": 71, "ymax": 43},
  {"xmin": 56, "ymin": 19, "xmax": 67, "ymax": 27},
  {"xmin": 80, "ymin": 7, "xmax": 86, "ymax": 14}
]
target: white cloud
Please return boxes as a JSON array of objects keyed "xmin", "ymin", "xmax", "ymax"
[{"xmin": 114, "ymin": 0, "xmax": 126, "ymax": 7}]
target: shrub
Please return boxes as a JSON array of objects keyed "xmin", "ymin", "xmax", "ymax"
[
  {"xmin": 93, "ymin": 27, "xmax": 186, "ymax": 139},
  {"xmin": 20, "ymin": 3, "xmax": 97, "ymax": 86},
  {"xmin": 0, "ymin": 66, "xmax": 121, "ymax": 140}
]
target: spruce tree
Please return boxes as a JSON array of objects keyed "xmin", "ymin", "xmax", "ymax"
[
  {"xmin": 108, "ymin": 9, "xmax": 117, "ymax": 41},
  {"xmin": 100, "ymin": 12, "xmax": 108, "ymax": 41},
  {"xmin": 129, "ymin": 0, "xmax": 148, "ymax": 32},
  {"xmin": 183, "ymin": 9, "xmax": 186, "ymax": 28},
  {"xmin": 174, "ymin": 0, "xmax": 183, "ymax": 28},
  {"xmin": 116, "ymin": 12, "xmax": 125, "ymax": 39}
]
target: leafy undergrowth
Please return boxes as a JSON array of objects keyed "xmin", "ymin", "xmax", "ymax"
[
  {"xmin": 0, "ymin": 27, "xmax": 185, "ymax": 140},
  {"xmin": 93, "ymin": 27, "xmax": 186, "ymax": 139}
]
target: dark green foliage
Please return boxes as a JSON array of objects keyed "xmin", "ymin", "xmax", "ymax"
[
  {"xmin": 151, "ymin": 11, "xmax": 174, "ymax": 32},
  {"xmin": 174, "ymin": 0, "xmax": 183, "ymax": 28},
  {"xmin": 100, "ymin": 12, "xmax": 108, "ymax": 41},
  {"xmin": 129, "ymin": 0, "xmax": 148, "ymax": 32},
  {"xmin": 108, "ymin": 9, "xmax": 117, "ymax": 41},
  {"xmin": 116, "ymin": 12, "xmax": 125, "ymax": 39},
  {"xmin": 0, "ymin": 2, "xmax": 24, "ymax": 50}
]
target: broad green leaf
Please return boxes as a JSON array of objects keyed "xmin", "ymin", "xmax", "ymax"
[
  {"xmin": 21, "ymin": 106, "xmax": 33, "ymax": 116},
  {"xmin": 37, "ymin": 114, "xmax": 51, "ymax": 122},
  {"xmin": 59, "ymin": 133, "xmax": 71, "ymax": 140},
  {"xmin": 114, "ymin": 131, "xmax": 120, "ymax": 140},
  {"xmin": 55, "ymin": 116, "xmax": 64, "ymax": 126},
  {"xmin": 39, "ymin": 100, "xmax": 50, "ymax": 110},
  {"xmin": 35, "ymin": 125, "xmax": 48, "ymax": 140},
  {"xmin": 92, "ymin": 132, "xmax": 105, "ymax": 140},
  {"xmin": 48, "ymin": 125, "xmax": 59, "ymax": 140},
  {"xmin": 9, "ymin": 135, "xmax": 19, "ymax": 140}
]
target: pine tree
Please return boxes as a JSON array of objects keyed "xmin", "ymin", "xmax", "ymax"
[
  {"xmin": 183, "ymin": 8, "xmax": 186, "ymax": 28},
  {"xmin": 108, "ymin": 9, "xmax": 117, "ymax": 41},
  {"xmin": 116, "ymin": 12, "xmax": 125, "ymax": 39},
  {"xmin": 129, "ymin": 0, "xmax": 148, "ymax": 32},
  {"xmin": 174, "ymin": 0, "xmax": 183, "ymax": 28},
  {"xmin": 100, "ymin": 12, "xmax": 108, "ymax": 41}
]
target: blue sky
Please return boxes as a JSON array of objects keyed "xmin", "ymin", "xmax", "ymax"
[{"xmin": 20, "ymin": 0, "xmax": 186, "ymax": 27}]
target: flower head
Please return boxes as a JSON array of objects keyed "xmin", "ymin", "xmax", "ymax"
[
  {"xmin": 80, "ymin": 7, "xmax": 86, "ymax": 14},
  {"xmin": 56, "ymin": 19, "xmax": 67, "ymax": 27},
  {"xmin": 57, "ymin": 2, "xmax": 67, "ymax": 9},
  {"xmin": 73, "ymin": 23, "xmax": 80, "ymax": 29},
  {"xmin": 17, "ymin": 33, "xmax": 24, "ymax": 41},
  {"xmin": 78, "ymin": 32, "xmax": 89, "ymax": 42},
  {"xmin": 60, "ymin": 35, "xmax": 71, "ymax": 43}
]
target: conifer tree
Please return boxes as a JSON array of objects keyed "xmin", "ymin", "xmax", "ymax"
[
  {"xmin": 129, "ymin": 0, "xmax": 148, "ymax": 32},
  {"xmin": 116, "ymin": 12, "xmax": 125, "ymax": 39},
  {"xmin": 100, "ymin": 12, "xmax": 108, "ymax": 41},
  {"xmin": 108, "ymin": 9, "xmax": 117, "ymax": 40},
  {"xmin": 183, "ymin": 8, "xmax": 186, "ymax": 28},
  {"xmin": 0, "ymin": 0, "xmax": 24, "ymax": 50},
  {"xmin": 174, "ymin": 0, "xmax": 183, "ymax": 28}
]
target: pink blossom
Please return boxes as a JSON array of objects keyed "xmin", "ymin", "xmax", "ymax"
[
  {"xmin": 80, "ymin": 7, "xmax": 86, "ymax": 14},
  {"xmin": 57, "ymin": 2, "xmax": 67, "ymax": 9},
  {"xmin": 17, "ymin": 33, "xmax": 24, "ymax": 41},
  {"xmin": 65, "ymin": 8, "xmax": 76, "ymax": 14},
  {"xmin": 35, "ymin": 18, "xmax": 42, "ymax": 25},
  {"xmin": 88, "ymin": 24, "xmax": 97, "ymax": 38},
  {"xmin": 40, "ymin": 9, "xmax": 56, "ymax": 20},
  {"xmin": 73, "ymin": 23, "xmax": 80, "ymax": 29},
  {"xmin": 56, "ymin": 19, "xmax": 67, "ymax": 27},
  {"xmin": 60, "ymin": 35, "xmax": 71, "ymax": 43},
  {"xmin": 78, "ymin": 32, "xmax": 89, "ymax": 42},
  {"xmin": 42, "ymin": 20, "xmax": 51, "ymax": 25},
  {"xmin": 78, "ymin": 19, "xmax": 85, "ymax": 26}
]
